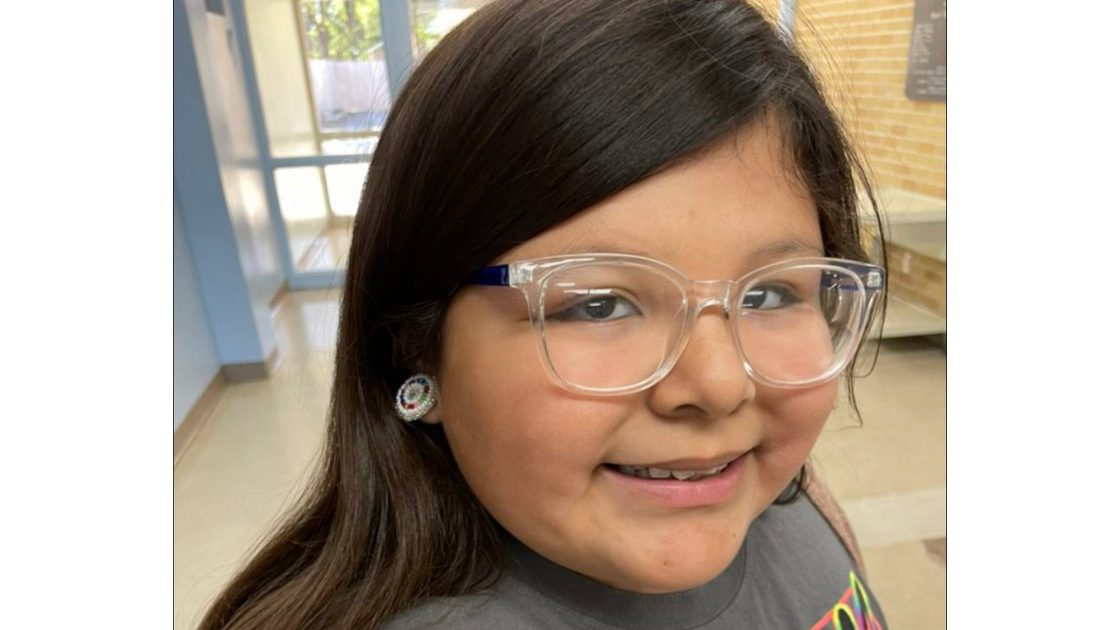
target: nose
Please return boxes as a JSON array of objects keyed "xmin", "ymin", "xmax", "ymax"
[
  {"xmin": 645, "ymin": 287, "xmax": 755, "ymax": 419},
  {"xmin": 692, "ymin": 279, "xmax": 732, "ymax": 319}
]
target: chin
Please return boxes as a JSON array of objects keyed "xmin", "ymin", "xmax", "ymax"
[{"xmin": 606, "ymin": 537, "xmax": 743, "ymax": 594}]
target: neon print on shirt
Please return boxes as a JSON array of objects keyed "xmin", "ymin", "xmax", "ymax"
[{"xmin": 809, "ymin": 571, "xmax": 885, "ymax": 630}]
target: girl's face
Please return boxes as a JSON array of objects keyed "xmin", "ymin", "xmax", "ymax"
[{"xmin": 432, "ymin": 121, "xmax": 837, "ymax": 593}]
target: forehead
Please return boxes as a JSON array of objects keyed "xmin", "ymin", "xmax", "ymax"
[{"xmin": 499, "ymin": 121, "xmax": 822, "ymax": 278}]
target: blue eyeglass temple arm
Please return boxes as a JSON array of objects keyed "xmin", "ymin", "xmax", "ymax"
[
  {"xmin": 830, "ymin": 262, "xmax": 885, "ymax": 292},
  {"xmin": 464, "ymin": 263, "xmax": 885, "ymax": 291},
  {"xmin": 464, "ymin": 265, "xmax": 511, "ymax": 286}
]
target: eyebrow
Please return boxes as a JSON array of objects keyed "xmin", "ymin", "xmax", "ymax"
[
  {"xmin": 543, "ymin": 236, "xmax": 825, "ymax": 266},
  {"xmin": 748, "ymin": 236, "xmax": 826, "ymax": 261}
]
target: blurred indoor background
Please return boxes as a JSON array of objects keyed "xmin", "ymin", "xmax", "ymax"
[{"xmin": 173, "ymin": 0, "xmax": 945, "ymax": 627}]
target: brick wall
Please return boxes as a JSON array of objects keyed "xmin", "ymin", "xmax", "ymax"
[
  {"xmin": 746, "ymin": 0, "xmax": 946, "ymax": 315},
  {"xmin": 790, "ymin": 0, "xmax": 946, "ymax": 200}
]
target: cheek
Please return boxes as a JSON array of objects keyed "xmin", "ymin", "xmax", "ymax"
[
  {"xmin": 753, "ymin": 379, "xmax": 838, "ymax": 482},
  {"xmin": 438, "ymin": 308, "xmax": 622, "ymax": 534},
  {"xmin": 738, "ymin": 313, "xmax": 836, "ymax": 382}
]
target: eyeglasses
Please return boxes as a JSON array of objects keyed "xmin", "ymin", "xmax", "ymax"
[{"xmin": 464, "ymin": 254, "xmax": 884, "ymax": 395}]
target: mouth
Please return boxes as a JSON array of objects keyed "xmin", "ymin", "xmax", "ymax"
[
  {"xmin": 603, "ymin": 450, "xmax": 746, "ymax": 481},
  {"xmin": 603, "ymin": 461, "xmax": 733, "ymax": 482},
  {"xmin": 600, "ymin": 452, "xmax": 749, "ymax": 508}
]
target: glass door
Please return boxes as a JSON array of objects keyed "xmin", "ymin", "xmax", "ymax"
[{"xmin": 227, "ymin": 0, "xmax": 491, "ymax": 289}]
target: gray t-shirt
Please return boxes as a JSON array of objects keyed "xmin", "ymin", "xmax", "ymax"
[{"xmin": 385, "ymin": 494, "xmax": 889, "ymax": 629}]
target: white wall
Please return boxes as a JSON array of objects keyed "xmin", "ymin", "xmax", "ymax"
[
  {"xmin": 183, "ymin": 0, "xmax": 284, "ymax": 361},
  {"xmin": 206, "ymin": 7, "xmax": 284, "ymax": 351},
  {"xmin": 174, "ymin": 190, "xmax": 220, "ymax": 431},
  {"xmin": 245, "ymin": 0, "xmax": 319, "ymax": 157},
  {"xmin": 245, "ymin": 0, "xmax": 328, "ymax": 268}
]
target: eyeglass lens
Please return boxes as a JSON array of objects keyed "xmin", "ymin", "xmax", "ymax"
[{"xmin": 538, "ymin": 263, "xmax": 863, "ymax": 389}]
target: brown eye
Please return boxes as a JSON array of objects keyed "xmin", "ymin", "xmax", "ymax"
[
  {"xmin": 740, "ymin": 285, "xmax": 800, "ymax": 311},
  {"xmin": 549, "ymin": 296, "xmax": 640, "ymax": 323}
]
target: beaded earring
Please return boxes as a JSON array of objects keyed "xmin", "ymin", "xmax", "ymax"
[{"xmin": 394, "ymin": 374, "xmax": 438, "ymax": 422}]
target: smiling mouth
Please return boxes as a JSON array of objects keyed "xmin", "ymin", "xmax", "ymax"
[{"xmin": 604, "ymin": 462, "xmax": 732, "ymax": 482}]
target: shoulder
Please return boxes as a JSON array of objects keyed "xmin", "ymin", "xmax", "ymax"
[
  {"xmin": 740, "ymin": 495, "xmax": 890, "ymax": 629},
  {"xmin": 379, "ymin": 592, "xmax": 502, "ymax": 630},
  {"xmin": 379, "ymin": 593, "xmax": 494, "ymax": 630},
  {"xmin": 749, "ymin": 491, "xmax": 853, "ymax": 565},
  {"xmin": 379, "ymin": 582, "xmax": 554, "ymax": 630}
]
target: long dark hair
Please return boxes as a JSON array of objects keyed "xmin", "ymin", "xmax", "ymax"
[{"xmin": 199, "ymin": 1, "xmax": 883, "ymax": 628}]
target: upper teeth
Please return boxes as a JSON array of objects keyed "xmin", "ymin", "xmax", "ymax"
[{"xmin": 617, "ymin": 463, "xmax": 729, "ymax": 481}]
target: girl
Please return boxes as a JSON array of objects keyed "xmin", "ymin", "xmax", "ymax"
[{"xmin": 201, "ymin": 0, "xmax": 888, "ymax": 628}]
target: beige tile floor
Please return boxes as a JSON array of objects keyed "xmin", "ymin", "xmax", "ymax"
[
  {"xmin": 297, "ymin": 225, "xmax": 353, "ymax": 272},
  {"xmin": 174, "ymin": 290, "xmax": 946, "ymax": 630}
]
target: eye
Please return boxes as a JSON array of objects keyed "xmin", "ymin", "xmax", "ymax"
[
  {"xmin": 740, "ymin": 285, "xmax": 801, "ymax": 311},
  {"xmin": 548, "ymin": 294, "xmax": 641, "ymax": 323}
]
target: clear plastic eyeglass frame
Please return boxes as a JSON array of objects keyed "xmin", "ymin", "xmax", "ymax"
[{"xmin": 464, "ymin": 254, "xmax": 885, "ymax": 396}]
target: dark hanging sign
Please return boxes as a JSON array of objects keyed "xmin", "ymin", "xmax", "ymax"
[{"xmin": 905, "ymin": 0, "xmax": 946, "ymax": 101}]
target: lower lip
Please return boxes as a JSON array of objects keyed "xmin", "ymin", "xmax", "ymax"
[{"xmin": 602, "ymin": 453, "xmax": 747, "ymax": 508}]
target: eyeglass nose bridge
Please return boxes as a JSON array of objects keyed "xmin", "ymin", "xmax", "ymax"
[{"xmin": 688, "ymin": 280, "xmax": 737, "ymax": 319}]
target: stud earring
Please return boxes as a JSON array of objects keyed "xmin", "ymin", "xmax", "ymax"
[{"xmin": 395, "ymin": 374, "xmax": 438, "ymax": 422}]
